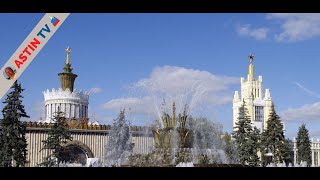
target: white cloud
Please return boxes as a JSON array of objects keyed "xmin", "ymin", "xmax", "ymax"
[
  {"xmin": 236, "ymin": 24, "xmax": 269, "ymax": 40},
  {"xmin": 89, "ymin": 87, "xmax": 103, "ymax": 94},
  {"xmin": 267, "ymin": 13, "xmax": 320, "ymax": 42},
  {"xmin": 293, "ymin": 82, "xmax": 320, "ymax": 99},
  {"xmin": 103, "ymin": 66, "xmax": 239, "ymax": 118},
  {"xmin": 281, "ymin": 102, "xmax": 320, "ymax": 122}
]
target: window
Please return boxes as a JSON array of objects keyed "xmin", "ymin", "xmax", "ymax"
[{"xmin": 255, "ymin": 106, "xmax": 264, "ymax": 122}]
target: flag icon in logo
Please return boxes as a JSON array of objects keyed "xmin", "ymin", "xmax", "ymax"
[{"xmin": 49, "ymin": 16, "xmax": 60, "ymax": 26}]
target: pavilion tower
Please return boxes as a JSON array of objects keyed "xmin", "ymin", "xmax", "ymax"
[{"xmin": 43, "ymin": 47, "xmax": 89, "ymax": 122}]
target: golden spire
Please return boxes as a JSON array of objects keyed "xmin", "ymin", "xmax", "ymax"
[{"xmin": 248, "ymin": 52, "xmax": 254, "ymax": 81}]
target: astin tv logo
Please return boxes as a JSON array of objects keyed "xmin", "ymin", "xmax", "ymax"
[
  {"xmin": 12, "ymin": 15, "xmax": 63, "ymax": 71},
  {"xmin": 49, "ymin": 16, "xmax": 60, "ymax": 26}
]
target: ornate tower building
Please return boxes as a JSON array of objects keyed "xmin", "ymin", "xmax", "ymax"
[
  {"xmin": 233, "ymin": 53, "xmax": 272, "ymax": 131},
  {"xmin": 43, "ymin": 47, "xmax": 89, "ymax": 123}
]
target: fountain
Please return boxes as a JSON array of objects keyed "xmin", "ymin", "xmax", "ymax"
[
  {"xmin": 127, "ymin": 101, "xmax": 233, "ymax": 167},
  {"xmin": 152, "ymin": 102, "xmax": 192, "ymax": 149}
]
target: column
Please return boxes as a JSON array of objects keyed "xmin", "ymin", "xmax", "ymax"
[
  {"xmin": 318, "ymin": 148, "xmax": 320, "ymax": 167},
  {"xmin": 66, "ymin": 103, "xmax": 71, "ymax": 118},
  {"xmin": 83, "ymin": 105, "xmax": 85, "ymax": 118},
  {"xmin": 85, "ymin": 105, "xmax": 87, "ymax": 118},
  {"xmin": 71, "ymin": 104, "xmax": 75, "ymax": 118},
  {"xmin": 71, "ymin": 103, "xmax": 73, "ymax": 118},
  {"xmin": 53, "ymin": 104, "xmax": 56, "ymax": 116},
  {"xmin": 47, "ymin": 104, "xmax": 49, "ymax": 121},
  {"xmin": 47, "ymin": 104, "xmax": 49, "ymax": 119},
  {"xmin": 68, "ymin": 103, "xmax": 71, "ymax": 119},
  {"xmin": 60, "ymin": 103, "xmax": 64, "ymax": 115},
  {"xmin": 82, "ymin": 105, "xmax": 84, "ymax": 118},
  {"xmin": 75, "ymin": 104, "xmax": 79, "ymax": 119},
  {"xmin": 50, "ymin": 104, "xmax": 53, "ymax": 120},
  {"xmin": 44, "ymin": 105, "xmax": 47, "ymax": 119},
  {"xmin": 74, "ymin": 104, "xmax": 77, "ymax": 118},
  {"xmin": 293, "ymin": 150, "xmax": 297, "ymax": 164},
  {"xmin": 79, "ymin": 105, "xmax": 83, "ymax": 119},
  {"xmin": 312, "ymin": 142, "xmax": 315, "ymax": 167}
]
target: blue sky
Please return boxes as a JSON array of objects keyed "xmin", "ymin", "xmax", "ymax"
[{"xmin": 1, "ymin": 13, "xmax": 320, "ymax": 139}]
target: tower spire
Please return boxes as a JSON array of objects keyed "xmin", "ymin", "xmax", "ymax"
[
  {"xmin": 58, "ymin": 47, "xmax": 78, "ymax": 92},
  {"xmin": 66, "ymin": 47, "xmax": 71, "ymax": 65},
  {"xmin": 248, "ymin": 52, "xmax": 254, "ymax": 81},
  {"xmin": 63, "ymin": 47, "xmax": 73, "ymax": 73}
]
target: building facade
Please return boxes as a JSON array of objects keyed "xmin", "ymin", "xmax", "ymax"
[
  {"xmin": 293, "ymin": 138, "xmax": 320, "ymax": 167},
  {"xmin": 23, "ymin": 48, "xmax": 154, "ymax": 167},
  {"xmin": 233, "ymin": 53, "xmax": 272, "ymax": 131},
  {"xmin": 24, "ymin": 123, "xmax": 154, "ymax": 167}
]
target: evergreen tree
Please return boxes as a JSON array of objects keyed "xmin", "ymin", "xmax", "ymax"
[
  {"xmin": 40, "ymin": 109, "xmax": 73, "ymax": 167},
  {"xmin": 232, "ymin": 101, "xmax": 257, "ymax": 166},
  {"xmin": 222, "ymin": 132, "xmax": 239, "ymax": 164},
  {"xmin": 0, "ymin": 135, "xmax": 3, "ymax": 165},
  {"xmin": 0, "ymin": 81, "xmax": 29, "ymax": 167},
  {"xmin": 261, "ymin": 103, "xmax": 286, "ymax": 165},
  {"xmin": 281, "ymin": 138, "xmax": 292, "ymax": 166},
  {"xmin": 104, "ymin": 109, "xmax": 134, "ymax": 167},
  {"xmin": 296, "ymin": 124, "xmax": 312, "ymax": 166},
  {"xmin": 247, "ymin": 127, "xmax": 261, "ymax": 166}
]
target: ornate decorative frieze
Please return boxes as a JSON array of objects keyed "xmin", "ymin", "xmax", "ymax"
[
  {"xmin": 43, "ymin": 88, "xmax": 89, "ymax": 103},
  {"xmin": 23, "ymin": 120, "xmax": 153, "ymax": 132}
]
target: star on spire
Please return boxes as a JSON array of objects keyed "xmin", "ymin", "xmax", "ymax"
[{"xmin": 249, "ymin": 52, "xmax": 254, "ymax": 63}]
